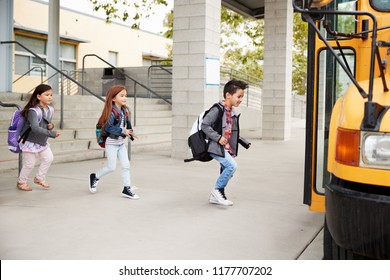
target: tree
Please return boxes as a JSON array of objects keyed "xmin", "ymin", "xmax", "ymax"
[
  {"xmin": 292, "ymin": 12, "xmax": 308, "ymax": 96},
  {"xmin": 87, "ymin": 0, "xmax": 168, "ymax": 28},
  {"xmin": 222, "ymin": 10, "xmax": 308, "ymax": 96},
  {"xmin": 162, "ymin": 9, "xmax": 173, "ymax": 39},
  {"xmin": 220, "ymin": 6, "xmax": 264, "ymax": 83}
]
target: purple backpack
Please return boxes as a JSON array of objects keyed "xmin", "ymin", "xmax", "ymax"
[{"xmin": 8, "ymin": 106, "xmax": 43, "ymax": 153}]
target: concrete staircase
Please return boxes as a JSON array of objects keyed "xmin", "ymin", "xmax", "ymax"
[{"xmin": 0, "ymin": 92, "xmax": 172, "ymax": 171}]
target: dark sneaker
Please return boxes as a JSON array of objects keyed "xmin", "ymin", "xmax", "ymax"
[
  {"xmin": 210, "ymin": 188, "xmax": 233, "ymax": 206},
  {"xmin": 89, "ymin": 173, "xmax": 99, "ymax": 193},
  {"xmin": 122, "ymin": 186, "xmax": 140, "ymax": 199}
]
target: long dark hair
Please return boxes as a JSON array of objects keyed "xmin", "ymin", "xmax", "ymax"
[
  {"xmin": 98, "ymin": 85, "xmax": 127, "ymax": 127},
  {"xmin": 21, "ymin": 84, "xmax": 52, "ymax": 117}
]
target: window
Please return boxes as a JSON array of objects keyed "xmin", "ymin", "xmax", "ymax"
[
  {"xmin": 370, "ymin": 0, "xmax": 390, "ymax": 11},
  {"xmin": 323, "ymin": 0, "xmax": 357, "ymax": 39},
  {"xmin": 108, "ymin": 51, "xmax": 118, "ymax": 66},
  {"xmin": 14, "ymin": 34, "xmax": 77, "ymax": 76},
  {"xmin": 60, "ymin": 43, "xmax": 76, "ymax": 72},
  {"xmin": 15, "ymin": 35, "xmax": 46, "ymax": 76},
  {"xmin": 315, "ymin": 48, "xmax": 355, "ymax": 194}
]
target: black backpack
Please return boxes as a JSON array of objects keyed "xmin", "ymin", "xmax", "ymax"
[{"xmin": 184, "ymin": 103, "xmax": 223, "ymax": 162}]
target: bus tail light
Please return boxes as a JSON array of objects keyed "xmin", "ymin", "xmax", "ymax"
[{"xmin": 335, "ymin": 128, "xmax": 360, "ymax": 166}]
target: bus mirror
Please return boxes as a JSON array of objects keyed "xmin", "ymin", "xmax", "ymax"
[{"xmin": 308, "ymin": 0, "xmax": 333, "ymax": 8}]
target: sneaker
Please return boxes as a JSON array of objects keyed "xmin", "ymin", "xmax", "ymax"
[
  {"xmin": 210, "ymin": 188, "xmax": 233, "ymax": 206},
  {"xmin": 209, "ymin": 194, "xmax": 219, "ymax": 205},
  {"xmin": 89, "ymin": 173, "xmax": 99, "ymax": 193},
  {"xmin": 122, "ymin": 186, "xmax": 140, "ymax": 199}
]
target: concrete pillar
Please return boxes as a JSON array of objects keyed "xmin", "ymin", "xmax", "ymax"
[
  {"xmin": 171, "ymin": 0, "xmax": 221, "ymax": 159},
  {"xmin": 0, "ymin": 0, "xmax": 14, "ymax": 92},
  {"xmin": 262, "ymin": 0, "xmax": 293, "ymax": 140},
  {"xmin": 47, "ymin": 0, "xmax": 60, "ymax": 94}
]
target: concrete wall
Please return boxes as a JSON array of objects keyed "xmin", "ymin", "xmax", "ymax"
[
  {"xmin": 262, "ymin": 0, "xmax": 293, "ymax": 140},
  {"xmin": 171, "ymin": 0, "xmax": 222, "ymax": 159},
  {"xmin": 292, "ymin": 94, "xmax": 306, "ymax": 119}
]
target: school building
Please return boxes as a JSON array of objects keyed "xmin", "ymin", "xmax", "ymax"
[{"xmin": 5, "ymin": 0, "xmax": 172, "ymax": 93}]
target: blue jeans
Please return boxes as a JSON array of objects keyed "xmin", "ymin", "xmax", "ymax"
[
  {"xmin": 96, "ymin": 144, "xmax": 131, "ymax": 186},
  {"xmin": 211, "ymin": 150, "xmax": 237, "ymax": 189}
]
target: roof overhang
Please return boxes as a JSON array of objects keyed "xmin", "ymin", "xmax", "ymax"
[
  {"xmin": 221, "ymin": 0, "xmax": 265, "ymax": 19},
  {"xmin": 14, "ymin": 25, "xmax": 89, "ymax": 43}
]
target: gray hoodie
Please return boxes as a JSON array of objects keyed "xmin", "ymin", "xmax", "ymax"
[{"xmin": 20, "ymin": 106, "xmax": 57, "ymax": 146}]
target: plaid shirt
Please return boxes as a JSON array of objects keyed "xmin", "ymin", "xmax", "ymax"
[{"xmin": 223, "ymin": 103, "xmax": 233, "ymax": 155}]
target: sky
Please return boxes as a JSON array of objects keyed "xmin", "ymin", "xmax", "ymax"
[{"xmin": 58, "ymin": 0, "xmax": 173, "ymax": 34}]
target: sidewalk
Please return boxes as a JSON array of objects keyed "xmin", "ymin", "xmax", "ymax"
[{"xmin": 0, "ymin": 119, "xmax": 324, "ymax": 260}]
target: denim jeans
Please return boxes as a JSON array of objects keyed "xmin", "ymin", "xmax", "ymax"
[
  {"xmin": 96, "ymin": 143, "xmax": 131, "ymax": 186},
  {"xmin": 211, "ymin": 150, "xmax": 237, "ymax": 189}
]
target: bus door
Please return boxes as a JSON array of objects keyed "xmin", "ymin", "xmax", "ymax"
[{"xmin": 303, "ymin": 0, "xmax": 359, "ymax": 212}]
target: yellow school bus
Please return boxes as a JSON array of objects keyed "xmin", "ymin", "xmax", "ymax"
[{"xmin": 293, "ymin": 0, "xmax": 390, "ymax": 259}]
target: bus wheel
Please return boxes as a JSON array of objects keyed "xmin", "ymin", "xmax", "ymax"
[{"xmin": 323, "ymin": 217, "xmax": 370, "ymax": 260}]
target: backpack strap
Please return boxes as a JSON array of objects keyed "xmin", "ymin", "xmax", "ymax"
[
  {"xmin": 110, "ymin": 107, "xmax": 120, "ymax": 125},
  {"xmin": 45, "ymin": 105, "xmax": 54, "ymax": 120},
  {"xmin": 28, "ymin": 106, "xmax": 43, "ymax": 122},
  {"xmin": 111, "ymin": 106, "xmax": 129, "ymax": 120},
  {"xmin": 213, "ymin": 102, "xmax": 224, "ymax": 116},
  {"xmin": 208, "ymin": 102, "xmax": 224, "ymax": 133}
]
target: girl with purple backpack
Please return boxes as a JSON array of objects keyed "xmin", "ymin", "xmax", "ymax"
[{"xmin": 16, "ymin": 84, "xmax": 61, "ymax": 191}]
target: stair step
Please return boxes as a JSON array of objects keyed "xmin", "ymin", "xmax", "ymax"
[{"xmin": 0, "ymin": 129, "xmax": 75, "ymax": 143}]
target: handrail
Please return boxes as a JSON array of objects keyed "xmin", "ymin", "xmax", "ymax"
[
  {"xmin": 28, "ymin": 71, "xmax": 60, "ymax": 93},
  {"xmin": 220, "ymin": 66, "xmax": 262, "ymax": 88},
  {"xmin": 1, "ymin": 41, "xmax": 103, "ymax": 100},
  {"xmin": 82, "ymin": 54, "xmax": 172, "ymax": 103},
  {"xmin": 148, "ymin": 64, "xmax": 173, "ymax": 75},
  {"xmin": 220, "ymin": 66, "xmax": 262, "ymax": 108},
  {"xmin": 1, "ymin": 40, "xmax": 104, "ymax": 133},
  {"xmin": 0, "ymin": 101, "xmax": 22, "ymax": 174},
  {"xmin": 82, "ymin": 54, "xmax": 172, "ymax": 126},
  {"xmin": 68, "ymin": 70, "xmax": 84, "ymax": 95},
  {"xmin": 147, "ymin": 64, "xmax": 172, "ymax": 99},
  {"xmin": 13, "ymin": 66, "xmax": 44, "ymax": 84}
]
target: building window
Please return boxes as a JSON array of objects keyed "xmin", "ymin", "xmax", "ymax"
[
  {"xmin": 108, "ymin": 51, "xmax": 118, "ymax": 66},
  {"xmin": 60, "ymin": 43, "xmax": 76, "ymax": 72},
  {"xmin": 15, "ymin": 35, "xmax": 46, "ymax": 76},
  {"xmin": 14, "ymin": 34, "xmax": 76, "ymax": 76}
]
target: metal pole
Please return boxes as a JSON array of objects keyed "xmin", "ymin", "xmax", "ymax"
[{"xmin": 0, "ymin": 0, "xmax": 14, "ymax": 92}]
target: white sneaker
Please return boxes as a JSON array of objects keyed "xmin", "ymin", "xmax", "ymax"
[
  {"xmin": 210, "ymin": 189, "xmax": 233, "ymax": 206},
  {"xmin": 209, "ymin": 194, "xmax": 219, "ymax": 205}
]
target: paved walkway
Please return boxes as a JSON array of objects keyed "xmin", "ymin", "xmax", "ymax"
[{"xmin": 0, "ymin": 119, "xmax": 324, "ymax": 260}]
